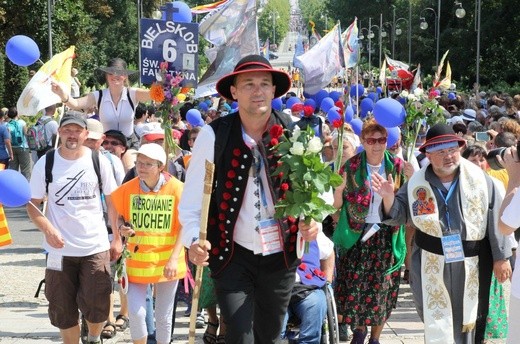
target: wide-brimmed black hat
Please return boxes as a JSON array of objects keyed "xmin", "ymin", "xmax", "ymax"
[
  {"xmin": 419, "ymin": 123, "xmax": 466, "ymax": 153},
  {"xmin": 216, "ymin": 55, "xmax": 291, "ymax": 101},
  {"xmin": 97, "ymin": 58, "xmax": 137, "ymax": 76}
]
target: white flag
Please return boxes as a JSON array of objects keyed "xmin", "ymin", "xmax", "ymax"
[
  {"xmin": 295, "ymin": 24, "xmax": 344, "ymax": 95},
  {"xmin": 195, "ymin": 0, "xmax": 258, "ymax": 98}
]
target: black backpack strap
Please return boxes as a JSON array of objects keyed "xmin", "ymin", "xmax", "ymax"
[
  {"xmin": 45, "ymin": 149, "xmax": 55, "ymax": 194},
  {"xmin": 127, "ymin": 88, "xmax": 135, "ymax": 111},
  {"xmin": 92, "ymin": 149, "xmax": 103, "ymax": 195},
  {"xmin": 97, "ymin": 89, "xmax": 103, "ymax": 110}
]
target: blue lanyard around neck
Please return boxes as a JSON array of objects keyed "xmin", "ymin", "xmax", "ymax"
[{"xmin": 435, "ymin": 179, "xmax": 459, "ymax": 232}]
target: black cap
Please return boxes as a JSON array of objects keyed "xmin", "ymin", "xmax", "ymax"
[
  {"xmin": 60, "ymin": 113, "xmax": 87, "ymax": 128},
  {"xmin": 104, "ymin": 129, "xmax": 127, "ymax": 148}
]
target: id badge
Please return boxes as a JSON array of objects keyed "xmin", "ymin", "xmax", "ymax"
[
  {"xmin": 47, "ymin": 252, "xmax": 63, "ymax": 271},
  {"xmin": 441, "ymin": 233, "xmax": 465, "ymax": 263},
  {"xmin": 258, "ymin": 218, "xmax": 283, "ymax": 256}
]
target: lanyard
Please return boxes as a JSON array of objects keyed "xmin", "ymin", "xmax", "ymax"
[{"xmin": 435, "ymin": 179, "xmax": 459, "ymax": 232}]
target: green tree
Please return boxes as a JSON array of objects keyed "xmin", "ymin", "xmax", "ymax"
[{"xmin": 258, "ymin": 0, "xmax": 290, "ymax": 48}]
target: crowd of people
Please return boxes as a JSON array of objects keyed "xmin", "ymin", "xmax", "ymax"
[{"xmin": 1, "ymin": 53, "xmax": 520, "ymax": 344}]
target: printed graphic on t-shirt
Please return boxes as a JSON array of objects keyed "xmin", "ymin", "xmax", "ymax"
[
  {"xmin": 54, "ymin": 170, "xmax": 98, "ymax": 206},
  {"xmin": 131, "ymin": 194, "xmax": 173, "ymax": 233}
]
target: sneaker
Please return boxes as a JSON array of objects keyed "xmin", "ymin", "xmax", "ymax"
[
  {"xmin": 368, "ymin": 338, "xmax": 380, "ymax": 344},
  {"xmin": 338, "ymin": 323, "xmax": 349, "ymax": 341},
  {"xmin": 350, "ymin": 328, "xmax": 367, "ymax": 344},
  {"xmin": 196, "ymin": 311, "xmax": 205, "ymax": 329}
]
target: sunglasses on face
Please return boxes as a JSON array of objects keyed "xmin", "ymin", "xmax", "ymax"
[
  {"xmin": 102, "ymin": 140, "xmax": 123, "ymax": 146},
  {"xmin": 364, "ymin": 137, "xmax": 387, "ymax": 145}
]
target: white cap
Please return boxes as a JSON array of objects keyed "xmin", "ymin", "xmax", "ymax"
[
  {"xmin": 140, "ymin": 122, "xmax": 165, "ymax": 141},
  {"xmin": 86, "ymin": 118, "xmax": 104, "ymax": 140},
  {"xmin": 462, "ymin": 109, "xmax": 476, "ymax": 122},
  {"xmin": 134, "ymin": 143, "xmax": 166, "ymax": 165}
]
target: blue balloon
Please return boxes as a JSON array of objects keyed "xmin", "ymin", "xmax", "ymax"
[
  {"xmin": 286, "ymin": 96, "xmax": 302, "ymax": 110},
  {"xmin": 302, "ymin": 91, "xmax": 312, "ymax": 99},
  {"xmin": 320, "ymin": 97, "xmax": 335, "ymax": 113},
  {"xmin": 360, "ymin": 98, "xmax": 374, "ymax": 113},
  {"xmin": 5, "ymin": 35, "xmax": 40, "ymax": 67},
  {"xmin": 271, "ymin": 98, "xmax": 283, "ymax": 111},
  {"xmin": 186, "ymin": 108, "xmax": 204, "ymax": 127},
  {"xmin": 350, "ymin": 118, "xmax": 363, "ymax": 136},
  {"xmin": 448, "ymin": 92, "xmax": 456, "ymax": 100},
  {"xmin": 349, "ymin": 84, "xmax": 365, "ymax": 98},
  {"xmin": 313, "ymin": 90, "xmax": 329, "ymax": 108},
  {"xmin": 344, "ymin": 105, "xmax": 354, "ymax": 123},
  {"xmin": 304, "ymin": 98, "xmax": 316, "ymax": 110},
  {"xmin": 198, "ymin": 102, "xmax": 209, "ymax": 112},
  {"xmin": 329, "ymin": 91, "xmax": 342, "ymax": 102},
  {"xmin": 376, "ymin": 86, "xmax": 383, "ymax": 94},
  {"xmin": 386, "ymin": 126, "xmax": 401, "ymax": 148},
  {"xmin": 326, "ymin": 107, "xmax": 341, "ymax": 123},
  {"xmin": 373, "ymin": 98, "xmax": 406, "ymax": 128},
  {"xmin": 398, "ymin": 97, "xmax": 407, "ymax": 105},
  {"xmin": 0, "ymin": 170, "xmax": 31, "ymax": 207},
  {"xmin": 231, "ymin": 101, "xmax": 239, "ymax": 109},
  {"xmin": 367, "ymin": 92, "xmax": 378, "ymax": 102},
  {"xmin": 171, "ymin": 1, "xmax": 192, "ymax": 23}
]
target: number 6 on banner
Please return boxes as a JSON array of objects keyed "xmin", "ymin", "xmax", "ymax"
[{"xmin": 163, "ymin": 39, "xmax": 177, "ymax": 62}]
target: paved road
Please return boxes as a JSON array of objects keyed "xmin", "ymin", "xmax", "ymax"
[{"xmin": 0, "ymin": 206, "xmax": 508, "ymax": 343}]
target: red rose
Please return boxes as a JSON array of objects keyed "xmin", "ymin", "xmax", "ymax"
[
  {"xmin": 303, "ymin": 105, "xmax": 314, "ymax": 117},
  {"xmin": 281, "ymin": 183, "xmax": 289, "ymax": 191},
  {"xmin": 269, "ymin": 124, "xmax": 284, "ymax": 139},
  {"xmin": 270, "ymin": 138, "xmax": 279, "ymax": 146},
  {"xmin": 332, "ymin": 119, "xmax": 343, "ymax": 128}
]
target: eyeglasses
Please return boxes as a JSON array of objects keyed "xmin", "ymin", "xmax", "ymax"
[
  {"xmin": 102, "ymin": 140, "xmax": 123, "ymax": 146},
  {"xmin": 428, "ymin": 147, "xmax": 460, "ymax": 157},
  {"xmin": 364, "ymin": 137, "xmax": 387, "ymax": 145},
  {"xmin": 135, "ymin": 160, "xmax": 159, "ymax": 169}
]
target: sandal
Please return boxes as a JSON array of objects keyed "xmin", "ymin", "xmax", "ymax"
[
  {"xmin": 101, "ymin": 322, "xmax": 117, "ymax": 339},
  {"xmin": 202, "ymin": 321, "xmax": 219, "ymax": 344},
  {"xmin": 115, "ymin": 314, "xmax": 129, "ymax": 331}
]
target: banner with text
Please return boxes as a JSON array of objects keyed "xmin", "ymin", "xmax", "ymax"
[{"xmin": 140, "ymin": 19, "xmax": 199, "ymax": 87}]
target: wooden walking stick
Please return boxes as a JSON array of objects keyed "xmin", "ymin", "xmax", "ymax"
[{"xmin": 188, "ymin": 160, "xmax": 215, "ymax": 344}]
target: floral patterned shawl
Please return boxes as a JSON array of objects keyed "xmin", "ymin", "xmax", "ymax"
[{"xmin": 333, "ymin": 150, "xmax": 406, "ymax": 274}]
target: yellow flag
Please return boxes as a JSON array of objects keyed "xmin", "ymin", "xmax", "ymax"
[{"xmin": 17, "ymin": 46, "xmax": 75, "ymax": 116}]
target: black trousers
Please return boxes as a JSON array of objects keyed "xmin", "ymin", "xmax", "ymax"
[{"xmin": 213, "ymin": 244, "xmax": 296, "ymax": 344}]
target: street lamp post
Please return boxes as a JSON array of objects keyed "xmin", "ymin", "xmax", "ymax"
[
  {"xmin": 420, "ymin": 7, "xmax": 439, "ymax": 66},
  {"xmin": 321, "ymin": 14, "xmax": 328, "ymax": 33},
  {"xmin": 476, "ymin": 0, "xmax": 481, "ymax": 85},
  {"xmin": 269, "ymin": 11, "xmax": 279, "ymax": 47},
  {"xmin": 394, "ymin": 18, "xmax": 408, "ymax": 60},
  {"xmin": 47, "ymin": 0, "xmax": 53, "ymax": 59}
]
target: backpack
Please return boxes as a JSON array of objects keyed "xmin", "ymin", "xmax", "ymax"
[
  {"xmin": 27, "ymin": 118, "xmax": 52, "ymax": 151},
  {"xmin": 7, "ymin": 120, "xmax": 24, "ymax": 147}
]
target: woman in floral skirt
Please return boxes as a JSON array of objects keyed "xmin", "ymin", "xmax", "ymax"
[{"xmin": 332, "ymin": 118, "xmax": 406, "ymax": 344}]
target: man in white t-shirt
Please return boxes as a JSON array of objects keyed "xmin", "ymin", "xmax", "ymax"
[
  {"xmin": 497, "ymin": 145, "xmax": 520, "ymax": 344},
  {"xmin": 26, "ymin": 113, "xmax": 122, "ymax": 344}
]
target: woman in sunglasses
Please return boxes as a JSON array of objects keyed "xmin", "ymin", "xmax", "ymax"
[{"xmin": 332, "ymin": 118, "xmax": 406, "ymax": 344}]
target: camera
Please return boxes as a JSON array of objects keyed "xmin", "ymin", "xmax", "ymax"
[{"xmin": 486, "ymin": 143, "xmax": 520, "ymax": 170}]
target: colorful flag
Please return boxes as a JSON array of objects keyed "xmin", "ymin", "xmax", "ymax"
[
  {"xmin": 410, "ymin": 64, "xmax": 422, "ymax": 93},
  {"xmin": 378, "ymin": 58, "xmax": 387, "ymax": 90},
  {"xmin": 341, "ymin": 18, "xmax": 359, "ymax": 68},
  {"xmin": 195, "ymin": 0, "xmax": 258, "ymax": 98},
  {"xmin": 433, "ymin": 50, "xmax": 450, "ymax": 86},
  {"xmin": 261, "ymin": 38, "xmax": 270, "ymax": 60},
  {"xmin": 295, "ymin": 23, "xmax": 345, "ymax": 95},
  {"xmin": 293, "ymin": 33, "xmax": 304, "ymax": 69},
  {"xmin": 309, "ymin": 20, "xmax": 321, "ymax": 48},
  {"xmin": 17, "ymin": 46, "xmax": 75, "ymax": 116},
  {"xmin": 198, "ymin": 0, "xmax": 253, "ymax": 47},
  {"xmin": 385, "ymin": 55, "xmax": 414, "ymax": 90},
  {"xmin": 437, "ymin": 62, "xmax": 452, "ymax": 91},
  {"xmin": 191, "ymin": 0, "xmax": 229, "ymax": 14}
]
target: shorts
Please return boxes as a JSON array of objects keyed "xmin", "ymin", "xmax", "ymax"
[{"xmin": 45, "ymin": 251, "xmax": 112, "ymax": 329}]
